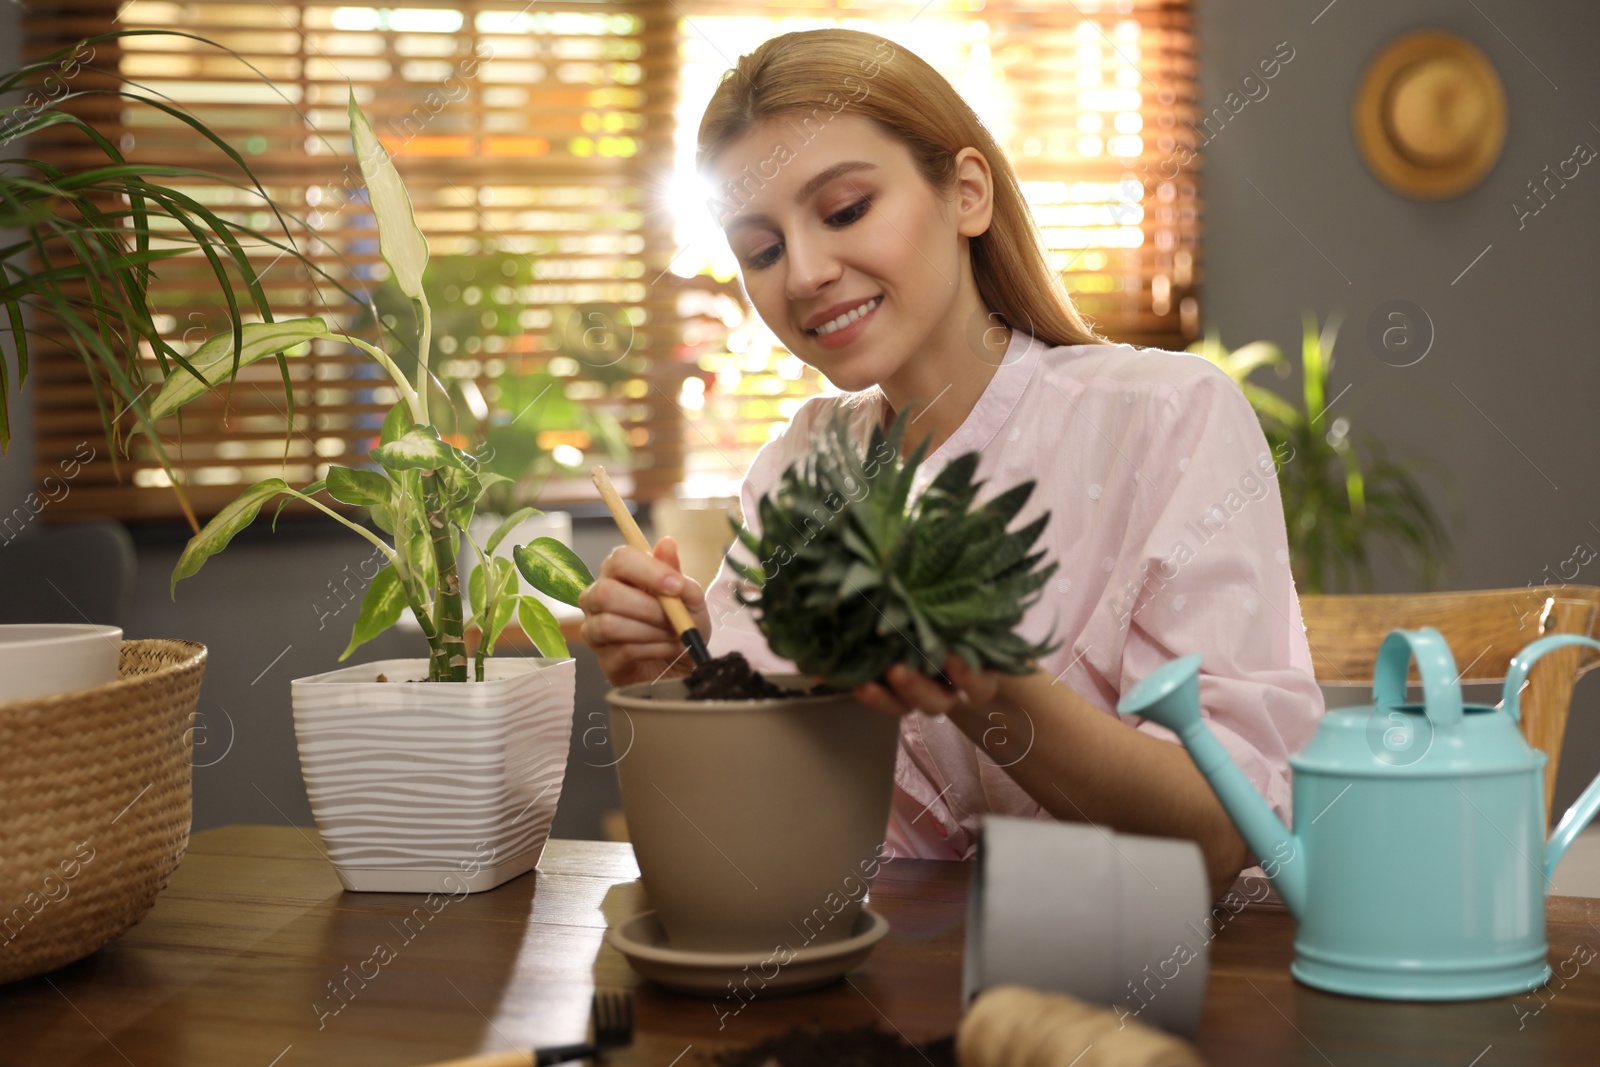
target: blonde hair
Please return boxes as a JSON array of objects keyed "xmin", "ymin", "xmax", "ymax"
[{"xmin": 697, "ymin": 27, "xmax": 1104, "ymax": 349}]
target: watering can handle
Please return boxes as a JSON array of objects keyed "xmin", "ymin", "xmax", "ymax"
[
  {"xmin": 1501, "ymin": 634, "xmax": 1600, "ymax": 723},
  {"xmin": 1511, "ymin": 634, "xmax": 1600, "ymax": 881},
  {"xmin": 1374, "ymin": 627, "xmax": 1463, "ymax": 727}
]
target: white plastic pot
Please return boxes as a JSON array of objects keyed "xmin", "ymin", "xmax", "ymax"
[
  {"xmin": 0, "ymin": 624, "xmax": 121, "ymax": 701},
  {"xmin": 291, "ymin": 656, "xmax": 575, "ymax": 893}
]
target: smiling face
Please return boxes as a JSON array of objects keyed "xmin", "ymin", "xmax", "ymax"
[{"xmin": 706, "ymin": 112, "xmax": 1000, "ymax": 399}]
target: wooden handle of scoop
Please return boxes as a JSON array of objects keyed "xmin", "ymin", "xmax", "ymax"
[{"xmin": 589, "ymin": 466, "xmax": 700, "ymax": 641}]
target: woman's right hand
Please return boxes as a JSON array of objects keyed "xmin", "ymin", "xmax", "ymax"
[{"xmin": 578, "ymin": 535, "xmax": 712, "ymax": 687}]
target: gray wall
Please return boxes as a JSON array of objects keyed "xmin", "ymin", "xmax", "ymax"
[
  {"xmin": 3, "ymin": 0, "xmax": 1598, "ymax": 836},
  {"xmin": 1196, "ymin": 0, "xmax": 1600, "ymax": 811}
]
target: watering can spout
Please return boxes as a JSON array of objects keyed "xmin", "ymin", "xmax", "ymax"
[{"xmin": 1118, "ymin": 654, "xmax": 1308, "ymax": 917}]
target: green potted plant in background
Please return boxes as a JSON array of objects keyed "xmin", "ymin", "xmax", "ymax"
[
  {"xmin": 603, "ymin": 408, "xmax": 1058, "ymax": 986},
  {"xmin": 1190, "ymin": 312, "xmax": 1454, "ymax": 594},
  {"xmin": 151, "ymin": 91, "xmax": 597, "ymax": 893}
]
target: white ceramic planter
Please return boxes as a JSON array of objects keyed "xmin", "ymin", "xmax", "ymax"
[
  {"xmin": 291, "ymin": 656, "xmax": 575, "ymax": 893},
  {"xmin": 0, "ymin": 624, "xmax": 121, "ymax": 700}
]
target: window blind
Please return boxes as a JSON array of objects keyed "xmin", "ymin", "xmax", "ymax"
[
  {"xmin": 23, "ymin": 0, "xmax": 1197, "ymax": 522},
  {"xmin": 669, "ymin": 0, "xmax": 1200, "ymax": 497}
]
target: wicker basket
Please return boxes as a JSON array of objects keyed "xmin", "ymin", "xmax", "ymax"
[{"xmin": 0, "ymin": 639, "xmax": 206, "ymax": 983}]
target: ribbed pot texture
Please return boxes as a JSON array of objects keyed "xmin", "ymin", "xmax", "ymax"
[{"xmin": 292, "ymin": 657, "xmax": 575, "ymax": 893}]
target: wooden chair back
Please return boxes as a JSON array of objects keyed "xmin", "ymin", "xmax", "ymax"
[{"xmin": 1299, "ymin": 585, "xmax": 1600, "ymax": 825}]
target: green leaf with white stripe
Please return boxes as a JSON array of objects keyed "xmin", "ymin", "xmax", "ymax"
[
  {"xmin": 171, "ymin": 478, "xmax": 291, "ymax": 595},
  {"xmin": 348, "ymin": 89, "xmax": 428, "ymax": 299},
  {"xmin": 148, "ymin": 319, "xmax": 328, "ymax": 421},
  {"xmin": 380, "ymin": 398, "xmax": 415, "ymax": 445},
  {"xmin": 340, "ymin": 564, "xmax": 406, "ymax": 660},
  {"xmin": 513, "ymin": 537, "xmax": 594, "ymax": 607},
  {"xmin": 517, "ymin": 595, "xmax": 568, "ymax": 659},
  {"xmin": 325, "ymin": 465, "xmax": 392, "ymax": 508},
  {"xmin": 370, "ymin": 426, "xmax": 468, "ymax": 474},
  {"xmin": 485, "ymin": 507, "xmax": 537, "ymax": 555}
]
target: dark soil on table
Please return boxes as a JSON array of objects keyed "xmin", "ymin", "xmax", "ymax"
[
  {"xmin": 706, "ymin": 1025, "xmax": 957, "ymax": 1067},
  {"xmin": 681, "ymin": 652, "xmax": 838, "ymax": 701}
]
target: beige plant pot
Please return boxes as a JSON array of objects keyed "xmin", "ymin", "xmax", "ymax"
[{"xmin": 605, "ymin": 675, "xmax": 900, "ymax": 953}]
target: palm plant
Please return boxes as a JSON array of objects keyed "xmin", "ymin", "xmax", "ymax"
[
  {"xmin": 0, "ymin": 32, "xmax": 362, "ymax": 528},
  {"xmin": 1190, "ymin": 313, "xmax": 1453, "ymax": 594}
]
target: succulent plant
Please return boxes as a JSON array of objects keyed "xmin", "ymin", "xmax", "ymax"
[{"xmin": 729, "ymin": 408, "xmax": 1059, "ymax": 689}]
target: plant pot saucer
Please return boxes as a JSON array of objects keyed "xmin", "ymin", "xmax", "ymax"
[{"xmin": 607, "ymin": 907, "xmax": 889, "ymax": 996}]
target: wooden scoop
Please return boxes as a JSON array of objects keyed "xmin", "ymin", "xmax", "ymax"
[{"xmin": 590, "ymin": 467, "xmax": 711, "ymax": 667}]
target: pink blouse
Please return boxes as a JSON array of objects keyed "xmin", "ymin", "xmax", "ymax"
[{"xmin": 703, "ymin": 330, "xmax": 1325, "ymax": 861}]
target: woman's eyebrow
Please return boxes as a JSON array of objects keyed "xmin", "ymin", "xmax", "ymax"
[{"xmin": 720, "ymin": 160, "xmax": 878, "ymax": 234}]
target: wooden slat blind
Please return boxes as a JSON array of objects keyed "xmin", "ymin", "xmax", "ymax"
[
  {"xmin": 25, "ymin": 0, "xmax": 1197, "ymax": 520},
  {"xmin": 27, "ymin": 0, "xmax": 683, "ymax": 521}
]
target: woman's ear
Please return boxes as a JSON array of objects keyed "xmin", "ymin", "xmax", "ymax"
[{"xmin": 951, "ymin": 147, "xmax": 997, "ymax": 238}]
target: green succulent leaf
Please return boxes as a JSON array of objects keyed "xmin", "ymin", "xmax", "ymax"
[
  {"xmin": 513, "ymin": 537, "xmax": 594, "ymax": 606},
  {"xmin": 740, "ymin": 407, "xmax": 1058, "ymax": 688}
]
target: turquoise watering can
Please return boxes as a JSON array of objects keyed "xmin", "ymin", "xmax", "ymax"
[{"xmin": 1118, "ymin": 627, "xmax": 1600, "ymax": 1000}]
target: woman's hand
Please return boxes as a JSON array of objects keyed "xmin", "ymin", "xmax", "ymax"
[
  {"xmin": 853, "ymin": 654, "xmax": 1005, "ymax": 721},
  {"xmin": 578, "ymin": 535, "xmax": 711, "ymax": 688}
]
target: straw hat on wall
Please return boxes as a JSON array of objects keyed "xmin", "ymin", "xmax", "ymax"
[{"xmin": 1353, "ymin": 29, "xmax": 1507, "ymax": 199}]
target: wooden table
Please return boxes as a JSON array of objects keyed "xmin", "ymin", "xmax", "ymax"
[{"xmin": 5, "ymin": 827, "xmax": 1600, "ymax": 1066}]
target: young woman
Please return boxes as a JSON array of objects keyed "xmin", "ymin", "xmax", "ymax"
[{"xmin": 576, "ymin": 28, "xmax": 1323, "ymax": 900}]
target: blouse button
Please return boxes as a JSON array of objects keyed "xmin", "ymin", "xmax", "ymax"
[{"xmin": 1087, "ymin": 483, "xmax": 1102, "ymax": 500}]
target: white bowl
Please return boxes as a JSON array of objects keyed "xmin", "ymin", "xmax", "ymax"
[{"xmin": 0, "ymin": 624, "xmax": 122, "ymax": 701}]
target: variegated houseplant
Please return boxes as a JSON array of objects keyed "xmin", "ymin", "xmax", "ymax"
[
  {"xmin": 148, "ymin": 92, "xmax": 595, "ymax": 893},
  {"xmin": 154, "ymin": 91, "xmax": 594, "ymax": 683}
]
